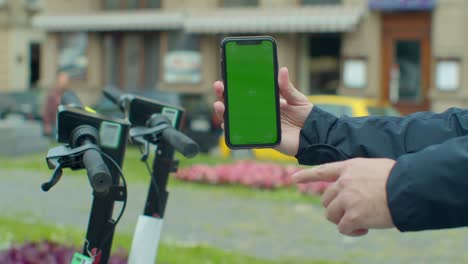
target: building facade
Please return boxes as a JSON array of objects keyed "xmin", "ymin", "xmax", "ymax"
[
  {"xmin": 33, "ymin": 0, "xmax": 468, "ymax": 114},
  {"xmin": 0, "ymin": 0, "xmax": 44, "ymax": 92}
]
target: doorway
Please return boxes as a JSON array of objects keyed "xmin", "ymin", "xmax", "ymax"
[
  {"xmin": 381, "ymin": 12, "xmax": 431, "ymax": 114},
  {"xmin": 307, "ymin": 34, "xmax": 341, "ymax": 95},
  {"xmin": 29, "ymin": 43, "xmax": 41, "ymax": 88}
]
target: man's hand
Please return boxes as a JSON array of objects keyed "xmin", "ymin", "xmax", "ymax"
[
  {"xmin": 292, "ymin": 158, "xmax": 397, "ymax": 237},
  {"xmin": 213, "ymin": 67, "xmax": 313, "ymax": 156}
]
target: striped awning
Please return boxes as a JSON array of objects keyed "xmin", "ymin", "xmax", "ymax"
[
  {"xmin": 32, "ymin": 10, "xmax": 184, "ymax": 32},
  {"xmin": 185, "ymin": 6, "xmax": 366, "ymax": 33}
]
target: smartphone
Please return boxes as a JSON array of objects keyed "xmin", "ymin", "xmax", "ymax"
[{"xmin": 220, "ymin": 36, "xmax": 281, "ymax": 149}]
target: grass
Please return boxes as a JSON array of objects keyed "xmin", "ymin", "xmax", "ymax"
[
  {"xmin": 0, "ymin": 216, "xmax": 342, "ymax": 264},
  {"xmin": 0, "ymin": 146, "xmax": 235, "ymax": 173},
  {"xmin": 0, "ymin": 152, "xmax": 46, "ymax": 172},
  {"xmin": 0, "ymin": 146, "xmax": 320, "ymax": 205}
]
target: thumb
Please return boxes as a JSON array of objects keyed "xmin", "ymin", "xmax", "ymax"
[
  {"xmin": 292, "ymin": 161, "xmax": 347, "ymax": 183},
  {"xmin": 278, "ymin": 67, "xmax": 308, "ymax": 105}
]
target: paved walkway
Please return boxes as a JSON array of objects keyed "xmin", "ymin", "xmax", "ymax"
[{"xmin": 1, "ymin": 170, "xmax": 468, "ymax": 263}]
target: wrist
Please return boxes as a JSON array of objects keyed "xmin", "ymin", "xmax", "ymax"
[{"xmin": 383, "ymin": 159, "xmax": 397, "ymax": 228}]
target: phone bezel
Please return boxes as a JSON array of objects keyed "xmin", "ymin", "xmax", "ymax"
[{"xmin": 220, "ymin": 36, "xmax": 281, "ymax": 149}]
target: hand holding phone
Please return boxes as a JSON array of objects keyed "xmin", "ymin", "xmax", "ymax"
[
  {"xmin": 220, "ymin": 36, "xmax": 281, "ymax": 149},
  {"xmin": 214, "ymin": 68, "xmax": 314, "ymax": 157}
]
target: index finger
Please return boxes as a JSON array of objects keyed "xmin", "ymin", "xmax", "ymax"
[
  {"xmin": 214, "ymin": 81, "xmax": 224, "ymax": 100},
  {"xmin": 292, "ymin": 161, "xmax": 348, "ymax": 183}
]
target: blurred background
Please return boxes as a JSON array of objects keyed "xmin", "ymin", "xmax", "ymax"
[{"xmin": 1, "ymin": 0, "xmax": 468, "ymax": 263}]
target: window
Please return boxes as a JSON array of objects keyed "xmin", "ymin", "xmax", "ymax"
[
  {"xmin": 302, "ymin": 0, "xmax": 341, "ymax": 5},
  {"xmin": 146, "ymin": 0, "xmax": 160, "ymax": 8},
  {"xmin": 343, "ymin": 58, "xmax": 367, "ymax": 89},
  {"xmin": 435, "ymin": 59, "xmax": 460, "ymax": 91},
  {"xmin": 103, "ymin": 0, "xmax": 120, "ymax": 9},
  {"xmin": 103, "ymin": 33, "xmax": 161, "ymax": 90},
  {"xmin": 164, "ymin": 31, "xmax": 202, "ymax": 84},
  {"xmin": 103, "ymin": 35, "xmax": 120, "ymax": 87},
  {"xmin": 24, "ymin": 0, "xmax": 42, "ymax": 11},
  {"xmin": 58, "ymin": 32, "xmax": 88, "ymax": 79},
  {"xmin": 307, "ymin": 35, "xmax": 341, "ymax": 94},
  {"xmin": 144, "ymin": 35, "xmax": 161, "ymax": 88},
  {"xmin": 394, "ymin": 40, "xmax": 421, "ymax": 101},
  {"xmin": 127, "ymin": 0, "xmax": 139, "ymax": 9},
  {"xmin": 221, "ymin": 0, "xmax": 258, "ymax": 7},
  {"xmin": 168, "ymin": 31, "xmax": 199, "ymax": 52},
  {"xmin": 123, "ymin": 35, "xmax": 141, "ymax": 89},
  {"xmin": 102, "ymin": 0, "xmax": 160, "ymax": 9}
]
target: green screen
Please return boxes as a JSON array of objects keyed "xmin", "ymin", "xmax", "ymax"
[{"xmin": 225, "ymin": 40, "xmax": 278, "ymax": 146}]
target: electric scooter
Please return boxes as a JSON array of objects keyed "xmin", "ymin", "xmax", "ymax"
[
  {"xmin": 42, "ymin": 91, "xmax": 131, "ymax": 264},
  {"xmin": 103, "ymin": 87, "xmax": 199, "ymax": 264}
]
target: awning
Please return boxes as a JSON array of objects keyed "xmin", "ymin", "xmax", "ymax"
[
  {"xmin": 369, "ymin": 0, "xmax": 436, "ymax": 11},
  {"xmin": 32, "ymin": 10, "xmax": 184, "ymax": 32},
  {"xmin": 185, "ymin": 6, "xmax": 366, "ymax": 34}
]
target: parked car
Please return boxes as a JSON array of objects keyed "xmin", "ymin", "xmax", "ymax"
[
  {"xmin": 179, "ymin": 94, "xmax": 222, "ymax": 153},
  {"xmin": 0, "ymin": 90, "xmax": 43, "ymax": 121},
  {"xmin": 92, "ymin": 87, "xmax": 182, "ymax": 119},
  {"xmin": 219, "ymin": 95, "xmax": 401, "ymax": 161}
]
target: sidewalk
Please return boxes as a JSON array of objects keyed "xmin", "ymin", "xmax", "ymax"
[{"xmin": 1, "ymin": 170, "xmax": 468, "ymax": 263}]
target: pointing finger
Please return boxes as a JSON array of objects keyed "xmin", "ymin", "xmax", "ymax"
[{"xmin": 292, "ymin": 161, "xmax": 348, "ymax": 183}]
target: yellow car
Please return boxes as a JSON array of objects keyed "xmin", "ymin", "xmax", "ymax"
[{"xmin": 219, "ymin": 95, "xmax": 400, "ymax": 161}]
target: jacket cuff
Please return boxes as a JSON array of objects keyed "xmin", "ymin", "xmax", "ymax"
[
  {"xmin": 295, "ymin": 106, "xmax": 340, "ymax": 165},
  {"xmin": 300, "ymin": 106, "xmax": 338, "ymax": 146},
  {"xmin": 295, "ymin": 144, "xmax": 347, "ymax": 165},
  {"xmin": 386, "ymin": 156, "xmax": 414, "ymax": 232}
]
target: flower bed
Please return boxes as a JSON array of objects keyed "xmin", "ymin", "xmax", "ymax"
[
  {"xmin": 0, "ymin": 241, "xmax": 127, "ymax": 264},
  {"xmin": 175, "ymin": 160, "xmax": 332, "ymax": 195}
]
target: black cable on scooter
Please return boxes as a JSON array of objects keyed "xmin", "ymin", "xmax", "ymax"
[
  {"xmin": 137, "ymin": 144, "xmax": 164, "ymax": 217},
  {"xmin": 91, "ymin": 149, "xmax": 128, "ymax": 253}
]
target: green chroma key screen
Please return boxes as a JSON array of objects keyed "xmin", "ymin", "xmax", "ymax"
[{"xmin": 225, "ymin": 39, "xmax": 279, "ymax": 146}]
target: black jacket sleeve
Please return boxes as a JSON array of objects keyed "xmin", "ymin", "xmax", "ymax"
[
  {"xmin": 296, "ymin": 106, "xmax": 468, "ymax": 232},
  {"xmin": 387, "ymin": 135, "xmax": 468, "ymax": 231},
  {"xmin": 295, "ymin": 106, "xmax": 468, "ymax": 165}
]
